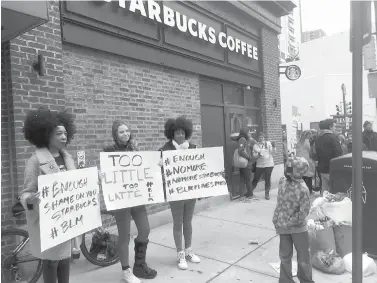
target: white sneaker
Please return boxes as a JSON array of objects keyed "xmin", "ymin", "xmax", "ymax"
[
  {"xmin": 123, "ymin": 268, "xmax": 142, "ymax": 283},
  {"xmin": 177, "ymin": 251, "xmax": 188, "ymax": 270},
  {"xmin": 185, "ymin": 248, "xmax": 200, "ymax": 263}
]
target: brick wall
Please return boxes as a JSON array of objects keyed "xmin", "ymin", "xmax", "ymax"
[
  {"xmin": 62, "ymin": 43, "xmax": 202, "ymax": 214},
  {"xmin": 1, "ymin": 42, "xmax": 17, "ymax": 228},
  {"xmin": 7, "ymin": 0, "xmax": 65, "ymax": 203},
  {"xmin": 261, "ymin": 28, "xmax": 283, "ymax": 164}
]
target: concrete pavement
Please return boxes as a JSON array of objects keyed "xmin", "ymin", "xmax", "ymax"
[{"xmin": 68, "ymin": 189, "xmax": 377, "ymax": 283}]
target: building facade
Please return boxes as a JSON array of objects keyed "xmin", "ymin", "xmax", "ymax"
[
  {"xmin": 301, "ymin": 29, "xmax": 326, "ymax": 43},
  {"xmin": 1, "ymin": 0, "xmax": 295, "ymax": 226},
  {"xmin": 278, "ymin": 0, "xmax": 300, "ymax": 62},
  {"xmin": 280, "ymin": 31, "xmax": 377, "ymax": 150}
]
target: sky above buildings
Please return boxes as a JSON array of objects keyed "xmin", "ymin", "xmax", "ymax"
[{"xmin": 301, "ymin": 0, "xmax": 351, "ymax": 35}]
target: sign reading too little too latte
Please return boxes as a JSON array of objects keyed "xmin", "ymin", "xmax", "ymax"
[{"xmin": 100, "ymin": 151, "xmax": 164, "ymax": 210}]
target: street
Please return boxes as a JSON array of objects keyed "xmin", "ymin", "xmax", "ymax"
[{"xmin": 68, "ymin": 189, "xmax": 377, "ymax": 283}]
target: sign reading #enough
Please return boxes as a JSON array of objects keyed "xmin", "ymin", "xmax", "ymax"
[
  {"xmin": 162, "ymin": 146, "xmax": 228, "ymax": 201},
  {"xmin": 38, "ymin": 167, "xmax": 102, "ymax": 252},
  {"xmin": 100, "ymin": 151, "xmax": 164, "ymax": 210}
]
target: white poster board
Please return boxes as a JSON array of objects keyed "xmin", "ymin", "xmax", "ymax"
[
  {"xmin": 162, "ymin": 146, "xmax": 228, "ymax": 201},
  {"xmin": 100, "ymin": 151, "xmax": 164, "ymax": 210},
  {"xmin": 38, "ymin": 167, "xmax": 102, "ymax": 252}
]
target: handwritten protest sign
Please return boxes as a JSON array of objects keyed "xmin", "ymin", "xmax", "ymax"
[
  {"xmin": 38, "ymin": 167, "xmax": 102, "ymax": 252},
  {"xmin": 162, "ymin": 147, "xmax": 228, "ymax": 201},
  {"xmin": 100, "ymin": 151, "xmax": 164, "ymax": 210}
]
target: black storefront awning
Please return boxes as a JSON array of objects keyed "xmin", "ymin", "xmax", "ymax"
[{"xmin": 1, "ymin": 1, "xmax": 49, "ymax": 42}]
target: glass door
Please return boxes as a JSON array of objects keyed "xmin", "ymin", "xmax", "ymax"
[{"xmin": 224, "ymin": 107, "xmax": 246, "ymax": 200}]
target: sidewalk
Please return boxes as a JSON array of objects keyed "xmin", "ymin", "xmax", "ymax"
[{"xmin": 69, "ymin": 189, "xmax": 377, "ymax": 283}]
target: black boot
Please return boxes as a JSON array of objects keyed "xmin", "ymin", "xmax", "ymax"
[{"xmin": 133, "ymin": 239, "xmax": 157, "ymax": 279}]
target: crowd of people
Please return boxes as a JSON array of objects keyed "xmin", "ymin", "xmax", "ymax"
[
  {"xmin": 19, "ymin": 108, "xmax": 202, "ymax": 283},
  {"xmin": 17, "ymin": 106, "xmax": 377, "ymax": 283}
]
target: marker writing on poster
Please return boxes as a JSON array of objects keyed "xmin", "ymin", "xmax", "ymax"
[{"xmin": 41, "ymin": 178, "xmax": 97, "ymax": 240}]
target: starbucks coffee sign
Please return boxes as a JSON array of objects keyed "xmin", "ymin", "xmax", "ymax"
[{"xmin": 103, "ymin": 0, "xmax": 259, "ymax": 60}]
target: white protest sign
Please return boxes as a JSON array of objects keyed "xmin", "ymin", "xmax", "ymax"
[
  {"xmin": 38, "ymin": 167, "xmax": 102, "ymax": 252},
  {"xmin": 162, "ymin": 146, "xmax": 228, "ymax": 201},
  {"xmin": 100, "ymin": 151, "xmax": 164, "ymax": 210}
]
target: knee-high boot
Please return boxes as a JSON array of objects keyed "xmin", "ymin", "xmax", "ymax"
[{"xmin": 133, "ymin": 239, "xmax": 157, "ymax": 279}]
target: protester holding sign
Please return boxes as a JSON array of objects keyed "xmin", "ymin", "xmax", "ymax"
[
  {"xmin": 103, "ymin": 120, "xmax": 157, "ymax": 283},
  {"xmin": 159, "ymin": 116, "xmax": 201, "ymax": 270},
  {"xmin": 19, "ymin": 107, "xmax": 77, "ymax": 283}
]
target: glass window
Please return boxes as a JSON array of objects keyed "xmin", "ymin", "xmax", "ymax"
[
  {"xmin": 246, "ymin": 109, "xmax": 260, "ymax": 137},
  {"xmin": 199, "ymin": 80, "xmax": 222, "ymax": 105},
  {"xmin": 245, "ymin": 88, "xmax": 261, "ymax": 108},
  {"xmin": 223, "ymin": 85, "xmax": 243, "ymax": 106}
]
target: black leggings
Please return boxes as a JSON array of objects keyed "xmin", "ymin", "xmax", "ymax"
[
  {"xmin": 42, "ymin": 258, "xmax": 70, "ymax": 283},
  {"xmin": 302, "ymin": 177, "xmax": 313, "ymax": 193}
]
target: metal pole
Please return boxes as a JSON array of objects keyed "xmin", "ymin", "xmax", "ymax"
[
  {"xmin": 342, "ymin": 85, "xmax": 347, "ymax": 134},
  {"xmin": 351, "ymin": 1, "xmax": 363, "ymax": 282}
]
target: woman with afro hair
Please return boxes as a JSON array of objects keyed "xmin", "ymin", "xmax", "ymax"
[
  {"xmin": 103, "ymin": 120, "xmax": 157, "ymax": 283},
  {"xmin": 159, "ymin": 116, "xmax": 201, "ymax": 270},
  {"xmin": 20, "ymin": 107, "xmax": 77, "ymax": 283}
]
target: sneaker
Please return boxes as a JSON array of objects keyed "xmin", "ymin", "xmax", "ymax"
[
  {"xmin": 185, "ymin": 248, "xmax": 200, "ymax": 263},
  {"xmin": 123, "ymin": 268, "xmax": 142, "ymax": 283},
  {"xmin": 265, "ymin": 194, "xmax": 270, "ymax": 200},
  {"xmin": 177, "ymin": 251, "xmax": 188, "ymax": 270}
]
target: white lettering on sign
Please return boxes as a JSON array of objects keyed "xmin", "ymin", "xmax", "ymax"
[{"xmin": 103, "ymin": 0, "xmax": 258, "ymax": 60}]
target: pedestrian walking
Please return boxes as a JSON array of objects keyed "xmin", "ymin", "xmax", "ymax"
[
  {"xmin": 251, "ymin": 133, "xmax": 276, "ymax": 200},
  {"xmin": 104, "ymin": 120, "xmax": 157, "ymax": 283},
  {"xmin": 20, "ymin": 107, "xmax": 77, "ymax": 283},
  {"xmin": 362, "ymin": 121, "xmax": 377, "ymax": 151},
  {"xmin": 295, "ymin": 130, "xmax": 316, "ymax": 195},
  {"xmin": 272, "ymin": 156, "xmax": 314, "ymax": 283},
  {"xmin": 314, "ymin": 119, "xmax": 342, "ymax": 194},
  {"xmin": 236, "ymin": 127, "xmax": 257, "ymax": 199},
  {"xmin": 159, "ymin": 116, "xmax": 201, "ymax": 270}
]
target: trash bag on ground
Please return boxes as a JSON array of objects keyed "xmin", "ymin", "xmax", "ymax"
[
  {"xmin": 343, "ymin": 253, "xmax": 377, "ymax": 277},
  {"xmin": 312, "ymin": 249, "xmax": 345, "ymax": 275},
  {"xmin": 308, "ymin": 218, "xmax": 336, "ymax": 257}
]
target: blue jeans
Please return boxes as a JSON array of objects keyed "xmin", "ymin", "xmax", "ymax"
[{"xmin": 279, "ymin": 232, "xmax": 314, "ymax": 283}]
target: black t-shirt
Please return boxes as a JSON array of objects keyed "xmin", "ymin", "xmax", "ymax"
[{"xmin": 55, "ymin": 155, "xmax": 67, "ymax": 172}]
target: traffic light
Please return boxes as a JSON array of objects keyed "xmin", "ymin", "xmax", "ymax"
[
  {"xmin": 347, "ymin": 102, "xmax": 352, "ymax": 115},
  {"xmin": 336, "ymin": 105, "xmax": 341, "ymax": 115}
]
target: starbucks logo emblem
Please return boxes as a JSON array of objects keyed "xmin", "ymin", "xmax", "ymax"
[{"xmin": 285, "ymin": 65, "xmax": 301, "ymax": 81}]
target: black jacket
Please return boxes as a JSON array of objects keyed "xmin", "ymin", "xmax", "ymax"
[
  {"xmin": 103, "ymin": 140, "xmax": 138, "ymax": 152},
  {"xmin": 314, "ymin": 130, "xmax": 342, "ymax": 174},
  {"xmin": 362, "ymin": 130, "xmax": 377, "ymax": 151}
]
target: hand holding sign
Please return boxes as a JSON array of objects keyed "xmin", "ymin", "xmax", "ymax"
[
  {"xmin": 100, "ymin": 151, "xmax": 164, "ymax": 210},
  {"xmin": 38, "ymin": 167, "xmax": 102, "ymax": 252},
  {"xmin": 162, "ymin": 147, "xmax": 228, "ymax": 202}
]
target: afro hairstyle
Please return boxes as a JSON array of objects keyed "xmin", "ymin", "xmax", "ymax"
[
  {"xmin": 164, "ymin": 116, "xmax": 193, "ymax": 140},
  {"xmin": 23, "ymin": 107, "xmax": 76, "ymax": 148}
]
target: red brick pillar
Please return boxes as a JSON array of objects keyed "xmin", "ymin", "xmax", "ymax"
[
  {"xmin": 9, "ymin": 0, "xmax": 65, "ymax": 193},
  {"xmin": 261, "ymin": 28, "xmax": 283, "ymax": 164}
]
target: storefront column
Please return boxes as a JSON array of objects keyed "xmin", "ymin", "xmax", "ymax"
[{"xmin": 261, "ymin": 28, "xmax": 283, "ymax": 164}]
